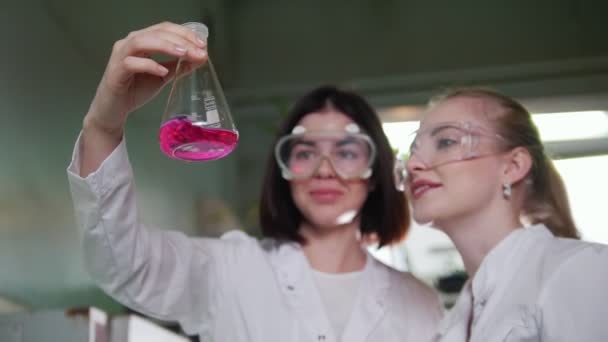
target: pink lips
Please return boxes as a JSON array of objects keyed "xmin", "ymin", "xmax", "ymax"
[
  {"xmin": 310, "ymin": 188, "xmax": 344, "ymax": 203},
  {"xmin": 409, "ymin": 179, "xmax": 442, "ymax": 199}
]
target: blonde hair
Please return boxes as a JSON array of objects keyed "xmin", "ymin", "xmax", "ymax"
[{"xmin": 428, "ymin": 87, "xmax": 580, "ymax": 239}]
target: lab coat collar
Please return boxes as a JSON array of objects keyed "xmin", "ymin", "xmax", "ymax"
[
  {"xmin": 268, "ymin": 241, "xmax": 391, "ymax": 341},
  {"xmin": 435, "ymin": 224, "xmax": 552, "ymax": 340},
  {"xmin": 472, "ymin": 225, "xmax": 550, "ymax": 307}
]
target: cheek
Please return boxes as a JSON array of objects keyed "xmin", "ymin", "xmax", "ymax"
[
  {"xmin": 349, "ymin": 181, "xmax": 371, "ymax": 205},
  {"xmin": 445, "ymin": 164, "xmax": 501, "ymax": 203}
]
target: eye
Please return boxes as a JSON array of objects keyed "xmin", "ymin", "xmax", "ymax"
[
  {"xmin": 437, "ymin": 138, "xmax": 458, "ymax": 149},
  {"xmin": 293, "ymin": 149, "xmax": 315, "ymax": 160},
  {"xmin": 336, "ymin": 149, "xmax": 359, "ymax": 160}
]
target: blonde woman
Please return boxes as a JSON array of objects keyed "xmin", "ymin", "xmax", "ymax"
[{"xmin": 402, "ymin": 88, "xmax": 608, "ymax": 341}]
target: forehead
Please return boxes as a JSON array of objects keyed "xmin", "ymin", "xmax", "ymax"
[
  {"xmin": 296, "ymin": 109, "xmax": 355, "ymax": 131},
  {"xmin": 421, "ymin": 96, "xmax": 498, "ymax": 129}
]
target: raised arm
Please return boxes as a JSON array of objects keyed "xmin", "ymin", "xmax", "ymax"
[
  {"xmin": 80, "ymin": 22, "xmax": 207, "ymax": 176},
  {"xmin": 68, "ymin": 22, "xmax": 236, "ymax": 333}
]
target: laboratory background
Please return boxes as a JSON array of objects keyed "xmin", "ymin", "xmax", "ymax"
[{"xmin": 1, "ymin": 0, "xmax": 607, "ymax": 340}]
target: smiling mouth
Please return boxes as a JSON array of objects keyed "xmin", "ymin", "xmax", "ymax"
[
  {"xmin": 411, "ymin": 183, "xmax": 441, "ymax": 199},
  {"xmin": 310, "ymin": 190, "xmax": 343, "ymax": 203}
]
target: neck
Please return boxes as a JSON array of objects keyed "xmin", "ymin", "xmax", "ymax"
[
  {"xmin": 436, "ymin": 203, "xmax": 522, "ymax": 277},
  {"xmin": 300, "ymin": 221, "xmax": 367, "ymax": 274}
]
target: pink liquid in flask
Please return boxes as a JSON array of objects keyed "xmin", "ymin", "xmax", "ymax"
[{"xmin": 159, "ymin": 116, "xmax": 238, "ymax": 161}]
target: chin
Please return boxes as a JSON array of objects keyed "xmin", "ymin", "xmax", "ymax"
[
  {"xmin": 307, "ymin": 208, "xmax": 359, "ymax": 228},
  {"xmin": 308, "ymin": 215, "xmax": 344, "ymax": 228},
  {"xmin": 302, "ymin": 208, "xmax": 334, "ymax": 226},
  {"xmin": 411, "ymin": 204, "xmax": 437, "ymax": 224},
  {"xmin": 412, "ymin": 214, "xmax": 435, "ymax": 225}
]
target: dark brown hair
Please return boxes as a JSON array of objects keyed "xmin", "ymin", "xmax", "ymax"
[
  {"xmin": 259, "ymin": 85, "xmax": 409, "ymax": 247},
  {"xmin": 429, "ymin": 87, "xmax": 579, "ymax": 239}
]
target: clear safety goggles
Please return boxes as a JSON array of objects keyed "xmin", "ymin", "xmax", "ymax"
[
  {"xmin": 275, "ymin": 123, "xmax": 377, "ymax": 180},
  {"xmin": 393, "ymin": 121, "xmax": 504, "ymax": 190}
]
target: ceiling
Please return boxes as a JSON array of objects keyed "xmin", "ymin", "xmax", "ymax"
[
  {"xmin": 42, "ymin": 0, "xmax": 215, "ymax": 69},
  {"xmin": 41, "ymin": 0, "xmax": 608, "ymax": 98}
]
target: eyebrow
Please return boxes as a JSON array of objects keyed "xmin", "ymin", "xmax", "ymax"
[
  {"xmin": 430, "ymin": 124, "xmax": 459, "ymax": 136},
  {"xmin": 292, "ymin": 136, "xmax": 362, "ymax": 147},
  {"xmin": 292, "ymin": 139, "xmax": 316, "ymax": 147},
  {"xmin": 336, "ymin": 136, "xmax": 362, "ymax": 147}
]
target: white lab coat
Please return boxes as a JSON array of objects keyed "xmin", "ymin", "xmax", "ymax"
[
  {"xmin": 67, "ymin": 137, "xmax": 443, "ymax": 342},
  {"xmin": 435, "ymin": 225, "xmax": 608, "ymax": 342}
]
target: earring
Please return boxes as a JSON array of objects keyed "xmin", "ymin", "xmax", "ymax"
[{"xmin": 502, "ymin": 183, "xmax": 512, "ymax": 200}]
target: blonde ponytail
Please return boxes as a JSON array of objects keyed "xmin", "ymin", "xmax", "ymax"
[{"xmin": 524, "ymin": 156, "xmax": 579, "ymax": 239}]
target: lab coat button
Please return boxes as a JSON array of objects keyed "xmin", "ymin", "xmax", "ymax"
[
  {"xmin": 317, "ymin": 334, "xmax": 326, "ymax": 340},
  {"xmin": 287, "ymin": 285, "xmax": 295, "ymax": 291}
]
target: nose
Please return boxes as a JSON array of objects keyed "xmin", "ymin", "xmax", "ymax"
[
  {"xmin": 314, "ymin": 156, "xmax": 337, "ymax": 178},
  {"xmin": 405, "ymin": 152, "xmax": 427, "ymax": 174}
]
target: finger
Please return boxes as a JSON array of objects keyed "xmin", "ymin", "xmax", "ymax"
[
  {"xmin": 139, "ymin": 21, "xmax": 207, "ymax": 48},
  {"xmin": 121, "ymin": 34, "xmax": 206, "ymax": 64},
  {"xmin": 149, "ymin": 31, "xmax": 208, "ymax": 62},
  {"xmin": 118, "ymin": 56, "xmax": 169, "ymax": 82}
]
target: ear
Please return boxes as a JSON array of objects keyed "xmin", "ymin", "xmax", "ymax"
[{"xmin": 502, "ymin": 147, "xmax": 533, "ymax": 185}]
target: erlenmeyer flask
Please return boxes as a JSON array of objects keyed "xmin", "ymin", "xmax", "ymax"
[{"xmin": 159, "ymin": 22, "xmax": 238, "ymax": 162}]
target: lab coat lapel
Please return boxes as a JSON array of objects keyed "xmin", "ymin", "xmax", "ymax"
[
  {"xmin": 269, "ymin": 242, "xmax": 336, "ymax": 341},
  {"xmin": 340, "ymin": 256, "xmax": 390, "ymax": 342}
]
